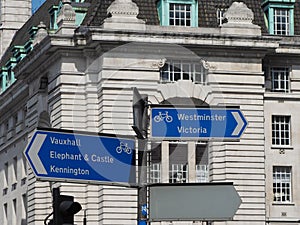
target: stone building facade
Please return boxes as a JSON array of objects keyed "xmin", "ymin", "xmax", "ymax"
[{"xmin": 1, "ymin": 0, "xmax": 300, "ymax": 224}]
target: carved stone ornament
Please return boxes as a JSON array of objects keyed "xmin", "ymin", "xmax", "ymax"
[
  {"xmin": 107, "ymin": 0, "xmax": 139, "ymax": 18},
  {"xmin": 57, "ymin": 0, "xmax": 76, "ymax": 26},
  {"xmin": 224, "ymin": 2, "xmax": 254, "ymax": 24},
  {"xmin": 33, "ymin": 22, "xmax": 48, "ymax": 46},
  {"xmin": 152, "ymin": 58, "xmax": 167, "ymax": 69},
  {"xmin": 103, "ymin": 0, "xmax": 145, "ymax": 30},
  {"xmin": 200, "ymin": 58, "xmax": 216, "ymax": 70}
]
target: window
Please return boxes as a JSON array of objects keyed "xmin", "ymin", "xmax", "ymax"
[
  {"xmin": 12, "ymin": 198, "xmax": 17, "ymax": 225},
  {"xmin": 22, "ymin": 194, "xmax": 27, "ymax": 223},
  {"xmin": 0, "ymin": 69, "xmax": 8, "ymax": 94},
  {"xmin": 6, "ymin": 71, "xmax": 12, "ymax": 86},
  {"xmin": 217, "ymin": 8, "xmax": 228, "ymax": 26},
  {"xmin": 0, "ymin": 75, "xmax": 3, "ymax": 93},
  {"xmin": 4, "ymin": 203, "xmax": 8, "ymax": 225},
  {"xmin": 169, "ymin": 164, "xmax": 188, "ymax": 183},
  {"xmin": 272, "ymin": 115, "xmax": 290, "ymax": 146},
  {"xmin": 196, "ymin": 164, "xmax": 208, "ymax": 182},
  {"xmin": 169, "ymin": 143, "xmax": 188, "ymax": 183},
  {"xmin": 5, "ymin": 59, "xmax": 16, "ymax": 88},
  {"xmin": 262, "ymin": 0, "xmax": 295, "ymax": 35},
  {"xmin": 273, "ymin": 166, "xmax": 292, "ymax": 203},
  {"xmin": 196, "ymin": 144, "xmax": 209, "ymax": 182},
  {"xmin": 274, "ymin": 8, "xmax": 290, "ymax": 35},
  {"xmin": 49, "ymin": 6, "xmax": 59, "ymax": 30},
  {"xmin": 12, "ymin": 46, "xmax": 27, "ymax": 63},
  {"xmin": 21, "ymin": 155, "xmax": 27, "ymax": 179},
  {"xmin": 150, "ymin": 163, "xmax": 161, "ymax": 183},
  {"xmin": 271, "ymin": 67, "xmax": 290, "ymax": 92},
  {"xmin": 160, "ymin": 60, "xmax": 207, "ymax": 84},
  {"xmin": 150, "ymin": 142, "xmax": 208, "ymax": 183},
  {"xmin": 157, "ymin": 0, "xmax": 198, "ymax": 27},
  {"xmin": 150, "ymin": 143, "xmax": 161, "ymax": 183},
  {"xmin": 13, "ymin": 156, "xmax": 18, "ymax": 182},
  {"xmin": 169, "ymin": 3, "xmax": 191, "ymax": 26},
  {"xmin": 4, "ymin": 162, "xmax": 8, "ymax": 186}
]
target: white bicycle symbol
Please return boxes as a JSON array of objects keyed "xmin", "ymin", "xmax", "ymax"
[
  {"xmin": 154, "ymin": 111, "xmax": 173, "ymax": 123},
  {"xmin": 116, "ymin": 142, "xmax": 132, "ymax": 154}
]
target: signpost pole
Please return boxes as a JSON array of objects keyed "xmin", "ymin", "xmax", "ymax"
[
  {"xmin": 132, "ymin": 87, "xmax": 149, "ymax": 225},
  {"xmin": 138, "ymin": 138, "xmax": 148, "ymax": 225}
]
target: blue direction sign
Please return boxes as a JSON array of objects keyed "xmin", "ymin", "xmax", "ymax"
[
  {"xmin": 151, "ymin": 108, "xmax": 247, "ymax": 140},
  {"xmin": 24, "ymin": 130, "xmax": 135, "ymax": 185}
]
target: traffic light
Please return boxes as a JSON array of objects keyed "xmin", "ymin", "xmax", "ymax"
[
  {"xmin": 52, "ymin": 188, "xmax": 82, "ymax": 225},
  {"xmin": 132, "ymin": 87, "xmax": 148, "ymax": 139}
]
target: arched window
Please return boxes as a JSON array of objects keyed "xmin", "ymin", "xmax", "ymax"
[{"xmin": 160, "ymin": 60, "xmax": 207, "ymax": 84}]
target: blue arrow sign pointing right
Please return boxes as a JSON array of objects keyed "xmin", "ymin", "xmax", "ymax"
[{"xmin": 150, "ymin": 108, "xmax": 248, "ymax": 140}]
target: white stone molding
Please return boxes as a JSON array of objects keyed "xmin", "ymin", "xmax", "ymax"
[
  {"xmin": 33, "ymin": 22, "xmax": 48, "ymax": 46},
  {"xmin": 56, "ymin": 0, "xmax": 76, "ymax": 34},
  {"xmin": 221, "ymin": 2, "xmax": 261, "ymax": 36},
  {"xmin": 108, "ymin": 0, "xmax": 139, "ymax": 17},
  {"xmin": 151, "ymin": 58, "xmax": 167, "ymax": 69},
  {"xmin": 157, "ymin": 80, "xmax": 213, "ymax": 105},
  {"xmin": 224, "ymin": 2, "xmax": 254, "ymax": 24},
  {"xmin": 102, "ymin": 0, "xmax": 146, "ymax": 30},
  {"xmin": 200, "ymin": 58, "xmax": 216, "ymax": 70}
]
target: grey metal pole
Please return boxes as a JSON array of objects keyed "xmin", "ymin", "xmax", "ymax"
[
  {"xmin": 138, "ymin": 138, "xmax": 148, "ymax": 225},
  {"xmin": 83, "ymin": 209, "xmax": 87, "ymax": 225}
]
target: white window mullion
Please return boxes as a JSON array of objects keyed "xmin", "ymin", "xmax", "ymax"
[
  {"xmin": 160, "ymin": 60, "xmax": 207, "ymax": 84},
  {"xmin": 271, "ymin": 67, "xmax": 290, "ymax": 92},
  {"xmin": 273, "ymin": 166, "xmax": 292, "ymax": 203},
  {"xmin": 274, "ymin": 8, "xmax": 290, "ymax": 35},
  {"xmin": 169, "ymin": 164, "xmax": 188, "ymax": 183},
  {"xmin": 272, "ymin": 115, "xmax": 291, "ymax": 146}
]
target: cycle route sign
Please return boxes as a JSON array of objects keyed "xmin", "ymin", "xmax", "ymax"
[
  {"xmin": 24, "ymin": 129, "xmax": 136, "ymax": 185},
  {"xmin": 150, "ymin": 107, "xmax": 247, "ymax": 140}
]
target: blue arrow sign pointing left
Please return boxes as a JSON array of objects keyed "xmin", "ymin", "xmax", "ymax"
[{"xmin": 24, "ymin": 130, "xmax": 136, "ymax": 185}]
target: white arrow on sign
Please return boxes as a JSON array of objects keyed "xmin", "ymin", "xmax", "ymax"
[
  {"xmin": 231, "ymin": 112, "xmax": 245, "ymax": 136},
  {"xmin": 27, "ymin": 134, "xmax": 48, "ymax": 175}
]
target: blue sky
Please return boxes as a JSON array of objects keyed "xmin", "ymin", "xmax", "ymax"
[{"xmin": 32, "ymin": 0, "xmax": 46, "ymax": 13}]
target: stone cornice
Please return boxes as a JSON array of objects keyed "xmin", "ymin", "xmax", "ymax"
[{"xmin": 80, "ymin": 26, "xmax": 279, "ymax": 51}]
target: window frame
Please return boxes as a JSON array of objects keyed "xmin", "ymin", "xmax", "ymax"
[
  {"xmin": 270, "ymin": 67, "xmax": 290, "ymax": 93},
  {"xmin": 196, "ymin": 164, "xmax": 209, "ymax": 183},
  {"xmin": 169, "ymin": 3, "xmax": 191, "ymax": 26},
  {"xmin": 0, "ymin": 75, "xmax": 4, "ymax": 93},
  {"xmin": 0, "ymin": 69, "xmax": 8, "ymax": 94},
  {"xmin": 273, "ymin": 166, "xmax": 292, "ymax": 203},
  {"xmin": 160, "ymin": 60, "xmax": 207, "ymax": 84},
  {"xmin": 262, "ymin": 1, "xmax": 295, "ymax": 35},
  {"xmin": 150, "ymin": 163, "xmax": 161, "ymax": 183},
  {"xmin": 196, "ymin": 144, "xmax": 209, "ymax": 183},
  {"xmin": 216, "ymin": 7, "xmax": 228, "ymax": 26},
  {"xmin": 273, "ymin": 8, "xmax": 290, "ymax": 35},
  {"xmin": 158, "ymin": 0, "xmax": 198, "ymax": 27},
  {"xmin": 169, "ymin": 163, "xmax": 188, "ymax": 183},
  {"xmin": 271, "ymin": 115, "xmax": 291, "ymax": 147}
]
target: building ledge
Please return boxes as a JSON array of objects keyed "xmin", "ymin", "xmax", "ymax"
[{"xmin": 264, "ymin": 92, "xmax": 300, "ymax": 101}]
